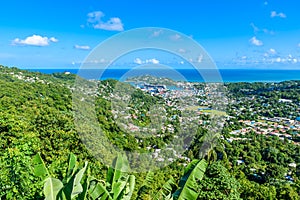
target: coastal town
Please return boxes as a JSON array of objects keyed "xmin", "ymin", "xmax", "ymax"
[
  {"xmin": 228, "ymin": 117, "xmax": 300, "ymax": 143},
  {"xmin": 4, "ymin": 67, "xmax": 300, "ymax": 148},
  {"xmin": 84, "ymin": 74, "xmax": 299, "ymax": 172},
  {"xmin": 1, "ymin": 65, "xmax": 300, "ymax": 198},
  {"xmin": 125, "ymin": 75, "xmax": 300, "ymax": 144}
]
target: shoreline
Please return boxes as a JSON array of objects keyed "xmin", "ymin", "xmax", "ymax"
[{"xmin": 26, "ymin": 68, "xmax": 300, "ymax": 83}]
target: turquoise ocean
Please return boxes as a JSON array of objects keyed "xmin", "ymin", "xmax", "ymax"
[{"xmin": 27, "ymin": 68, "xmax": 300, "ymax": 83}]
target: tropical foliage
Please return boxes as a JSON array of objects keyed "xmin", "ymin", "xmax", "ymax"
[{"xmin": 0, "ymin": 65, "xmax": 300, "ymax": 199}]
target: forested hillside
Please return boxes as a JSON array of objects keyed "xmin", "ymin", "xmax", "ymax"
[{"xmin": 0, "ymin": 65, "xmax": 299, "ymax": 199}]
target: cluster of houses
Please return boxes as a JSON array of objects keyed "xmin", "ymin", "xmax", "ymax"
[
  {"xmin": 139, "ymin": 83, "xmax": 167, "ymax": 94},
  {"xmin": 8, "ymin": 71, "xmax": 47, "ymax": 84},
  {"xmin": 229, "ymin": 117, "xmax": 300, "ymax": 144}
]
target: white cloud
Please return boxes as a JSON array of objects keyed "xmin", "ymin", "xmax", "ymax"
[
  {"xmin": 12, "ymin": 35, "xmax": 58, "ymax": 46},
  {"xmin": 275, "ymin": 57, "xmax": 281, "ymax": 63},
  {"xmin": 269, "ymin": 55, "xmax": 298, "ymax": 64},
  {"xmin": 94, "ymin": 18, "xmax": 123, "ymax": 31},
  {"xmin": 99, "ymin": 58, "xmax": 106, "ymax": 63},
  {"xmin": 152, "ymin": 30, "xmax": 163, "ymax": 37},
  {"xmin": 89, "ymin": 59, "xmax": 107, "ymax": 64},
  {"xmin": 146, "ymin": 58, "xmax": 159, "ymax": 64},
  {"xmin": 87, "ymin": 11, "xmax": 104, "ymax": 23},
  {"xmin": 170, "ymin": 34, "xmax": 181, "ymax": 41},
  {"xmin": 250, "ymin": 23, "xmax": 274, "ymax": 35},
  {"xmin": 264, "ymin": 1, "xmax": 268, "ymax": 5},
  {"xmin": 249, "ymin": 37, "xmax": 263, "ymax": 46},
  {"xmin": 197, "ymin": 54, "xmax": 203, "ymax": 63},
  {"xmin": 87, "ymin": 11, "xmax": 124, "ymax": 31},
  {"xmin": 250, "ymin": 23, "xmax": 259, "ymax": 33},
  {"xmin": 49, "ymin": 37, "xmax": 58, "ymax": 43},
  {"xmin": 298, "ymin": 43, "xmax": 300, "ymax": 47},
  {"xmin": 263, "ymin": 29, "xmax": 275, "ymax": 35},
  {"xmin": 233, "ymin": 51, "xmax": 300, "ymax": 66},
  {"xmin": 74, "ymin": 45, "xmax": 91, "ymax": 50},
  {"xmin": 178, "ymin": 48, "xmax": 186, "ymax": 53},
  {"xmin": 269, "ymin": 48, "xmax": 276, "ymax": 54},
  {"xmin": 271, "ymin": 11, "xmax": 286, "ymax": 18},
  {"xmin": 134, "ymin": 58, "xmax": 159, "ymax": 65},
  {"xmin": 92, "ymin": 59, "xmax": 106, "ymax": 64},
  {"xmin": 134, "ymin": 58, "xmax": 143, "ymax": 64}
]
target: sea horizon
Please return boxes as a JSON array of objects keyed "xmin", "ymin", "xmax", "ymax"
[{"xmin": 26, "ymin": 68, "xmax": 300, "ymax": 83}]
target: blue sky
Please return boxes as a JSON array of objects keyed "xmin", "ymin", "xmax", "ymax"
[{"xmin": 1, "ymin": 0, "xmax": 300, "ymax": 69}]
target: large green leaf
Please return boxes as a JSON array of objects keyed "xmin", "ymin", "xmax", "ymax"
[
  {"xmin": 63, "ymin": 161, "xmax": 88, "ymax": 200},
  {"xmin": 88, "ymin": 180, "xmax": 112, "ymax": 200},
  {"xmin": 141, "ymin": 171, "xmax": 154, "ymax": 188},
  {"xmin": 111, "ymin": 171, "xmax": 135, "ymax": 200},
  {"xmin": 71, "ymin": 161, "xmax": 88, "ymax": 198},
  {"xmin": 32, "ymin": 153, "xmax": 49, "ymax": 180},
  {"xmin": 137, "ymin": 171, "xmax": 154, "ymax": 198},
  {"xmin": 64, "ymin": 153, "xmax": 77, "ymax": 183},
  {"xmin": 105, "ymin": 155, "xmax": 135, "ymax": 200},
  {"xmin": 154, "ymin": 178, "xmax": 176, "ymax": 200},
  {"xmin": 122, "ymin": 175, "xmax": 135, "ymax": 200},
  {"xmin": 173, "ymin": 159, "xmax": 207, "ymax": 200},
  {"xmin": 112, "ymin": 176, "xmax": 129, "ymax": 199},
  {"xmin": 78, "ymin": 174, "xmax": 93, "ymax": 200},
  {"xmin": 107, "ymin": 155, "xmax": 129, "ymax": 185},
  {"xmin": 44, "ymin": 177, "xmax": 64, "ymax": 200},
  {"xmin": 107, "ymin": 155, "xmax": 130, "ymax": 199}
]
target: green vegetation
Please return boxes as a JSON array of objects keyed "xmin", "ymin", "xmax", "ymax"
[
  {"xmin": 0, "ymin": 65, "xmax": 299, "ymax": 199},
  {"xmin": 33, "ymin": 152, "xmax": 208, "ymax": 200}
]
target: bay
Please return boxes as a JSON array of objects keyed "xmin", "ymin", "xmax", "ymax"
[{"xmin": 27, "ymin": 68, "xmax": 300, "ymax": 83}]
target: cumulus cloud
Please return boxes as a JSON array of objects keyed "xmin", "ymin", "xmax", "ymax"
[
  {"xmin": 250, "ymin": 23, "xmax": 260, "ymax": 34},
  {"xmin": 275, "ymin": 57, "xmax": 282, "ymax": 63},
  {"xmin": 74, "ymin": 45, "xmax": 91, "ymax": 50},
  {"xmin": 271, "ymin": 11, "xmax": 286, "ymax": 18},
  {"xmin": 249, "ymin": 37, "xmax": 263, "ymax": 46},
  {"xmin": 263, "ymin": 29, "xmax": 275, "ymax": 35},
  {"xmin": 269, "ymin": 48, "xmax": 276, "ymax": 54},
  {"xmin": 170, "ymin": 34, "xmax": 181, "ymax": 41},
  {"xmin": 134, "ymin": 58, "xmax": 160, "ymax": 65},
  {"xmin": 197, "ymin": 54, "xmax": 203, "ymax": 63},
  {"xmin": 233, "ymin": 51, "xmax": 300, "ymax": 66},
  {"xmin": 12, "ymin": 35, "xmax": 58, "ymax": 46},
  {"xmin": 90, "ymin": 58, "xmax": 106, "ymax": 64},
  {"xmin": 49, "ymin": 37, "xmax": 58, "ymax": 43},
  {"xmin": 94, "ymin": 18, "xmax": 123, "ymax": 31},
  {"xmin": 87, "ymin": 11, "xmax": 124, "ymax": 31},
  {"xmin": 147, "ymin": 58, "xmax": 160, "ymax": 64},
  {"xmin": 134, "ymin": 58, "xmax": 143, "ymax": 65},
  {"xmin": 178, "ymin": 48, "xmax": 186, "ymax": 53},
  {"xmin": 269, "ymin": 54, "xmax": 299, "ymax": 64},
  {"xmin": 152, "ymin": 30, "xmax": 163, "ymax": 37},
  {"xmin": 87, "ymin": 11, "xmax": 104, "ymax": 23},
  {"xmin": 250, "ymin": 23, "xmax": 274, "ymax": 35}
]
